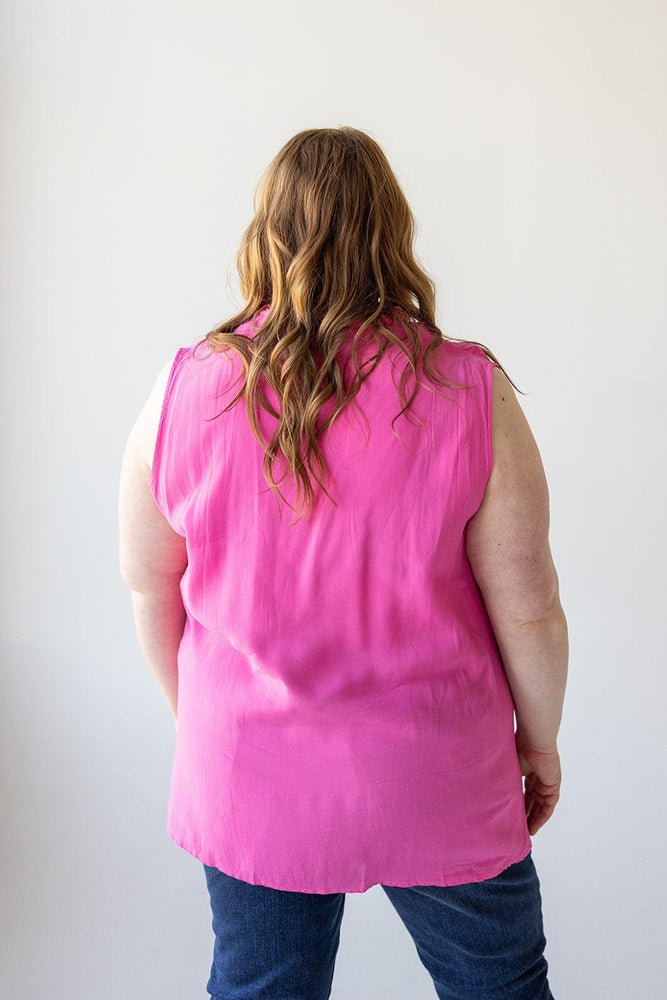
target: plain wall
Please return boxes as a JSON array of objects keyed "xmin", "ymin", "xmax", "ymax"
[{"xmin": 2, "ymin": 1, "xmax": 665, "ymax": 996}]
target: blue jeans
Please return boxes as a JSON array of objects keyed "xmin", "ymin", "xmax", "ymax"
[{"xmin": 202, "ymin": 851, "xmax": 554, "ymax": 999}]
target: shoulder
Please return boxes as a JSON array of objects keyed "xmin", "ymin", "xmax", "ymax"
[
  {"xmin": 447, "ymin": 339, "xmax": 494, "ymax": 367},
  {"xmin": 489, "ymin": 367, "xmax": 536, "ymax": 463},
  {"xmin": 430, "ymin": 338, "xmax": 496, "ymax": 383},
  {"xmin": 485, "ymin": 367, "xmax": 549, "ymax": 515}
]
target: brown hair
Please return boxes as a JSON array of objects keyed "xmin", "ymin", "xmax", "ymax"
[{"xmin": 205, "ymin": 126, "xmax": 506, "ymax": 521}]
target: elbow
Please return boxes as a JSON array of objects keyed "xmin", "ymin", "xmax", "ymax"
[
  {"xmin": 119, "ymin": 558, "xmax": 143, "ymax": 593},
  {"xmin": 120, "ymin": 558, "xmax": 186, "ymax": 596},
  {"xmin": 119, "ymin": 550, "xmax": 156, "ymax": 594},
  {"xmin": 499, "ymin": 559, "xmax": 565, "ymax": 626},
  {"xmin": 513, "ymin": 586, "xmax": 565, "ymax": 627}
]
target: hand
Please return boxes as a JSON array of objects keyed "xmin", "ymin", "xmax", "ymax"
[{"xmin": 515, "ymin": 737, "xmax": 561, "ymax": 836}]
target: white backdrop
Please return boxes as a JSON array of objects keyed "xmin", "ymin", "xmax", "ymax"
[{"xmin": 2, "ymin": 2, "xmax": 665, "ymax": 997}]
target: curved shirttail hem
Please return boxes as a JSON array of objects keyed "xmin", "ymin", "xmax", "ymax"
[{"xmin": 167, "ymin": 828, "xmax": 533, "ymax": 895}]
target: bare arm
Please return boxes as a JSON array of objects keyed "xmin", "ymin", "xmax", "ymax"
[
  {"xmin": 118, "ymin": 360, "xmax": 188, "ymax": 722},
  {"xmin": 466, "ymin": 367, "xmax": 568, "ymax": 832}
]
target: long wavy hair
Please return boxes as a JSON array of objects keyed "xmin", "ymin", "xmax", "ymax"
[{"xmin": 205, "ymin": 126, "xmax": 506, "ymax": 521}]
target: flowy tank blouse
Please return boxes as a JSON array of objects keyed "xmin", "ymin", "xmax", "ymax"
[{"xmin": 150, "ymin": 306, "xmax": 532, "ymax": 893}]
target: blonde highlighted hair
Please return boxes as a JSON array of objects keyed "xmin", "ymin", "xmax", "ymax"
[{"xmin": 205, "ymin": 126, "xmax": 504, "ymax": 521}]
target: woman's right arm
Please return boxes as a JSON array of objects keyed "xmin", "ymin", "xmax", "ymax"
[{"xmin": 466, "ymin": 367, "xmax": 569, "ymax": 835}]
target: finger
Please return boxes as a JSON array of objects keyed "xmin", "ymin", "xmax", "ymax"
[{"xmin": 527, "ymin": 799, "xmax": 557, "ymax": 835}]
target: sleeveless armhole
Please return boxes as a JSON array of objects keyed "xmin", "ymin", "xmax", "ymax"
[
  {"xmin": 459, "ymin": 343, "xmax": 498, "ymax": 486},
  {"xmin": 484, "ymin": 359, "xmax": 499, "ymax": 483},
  {"xmin": 150, "ymin": 347, "xmax": 191, "ymax": 519}
]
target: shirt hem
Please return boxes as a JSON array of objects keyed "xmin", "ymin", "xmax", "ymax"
[{"xmin": 167, "ymin": 827, "xmax": 533, "ymax": 894}]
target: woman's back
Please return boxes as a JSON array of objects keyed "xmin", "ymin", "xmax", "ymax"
[{"xmin": 149, "ymin": 306, "xmax": 532, "ymax": 893}]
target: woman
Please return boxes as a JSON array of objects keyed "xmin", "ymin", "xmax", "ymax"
[{"xmin": 119, "ymin": 126, "xmax": 568, "ymax": 1000}]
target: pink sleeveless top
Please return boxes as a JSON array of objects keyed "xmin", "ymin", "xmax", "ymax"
[{"xmin": 151, "ymin": 307, "xmax": 531, "ymax": 892}]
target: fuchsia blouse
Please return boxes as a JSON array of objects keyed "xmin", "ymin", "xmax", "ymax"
[{"xmin": 150, "ymin": 307, "xmax": 531, "ymax": 893}]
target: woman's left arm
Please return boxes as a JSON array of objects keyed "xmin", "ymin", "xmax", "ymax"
[{"xmin": 118, "ymin": 360, "xmax": 188, "ymax": 724}]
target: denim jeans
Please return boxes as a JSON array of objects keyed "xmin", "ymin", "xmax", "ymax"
[{"xmin": 202, "ymin": 851, "xmax": 554, "ymax": 1000}]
